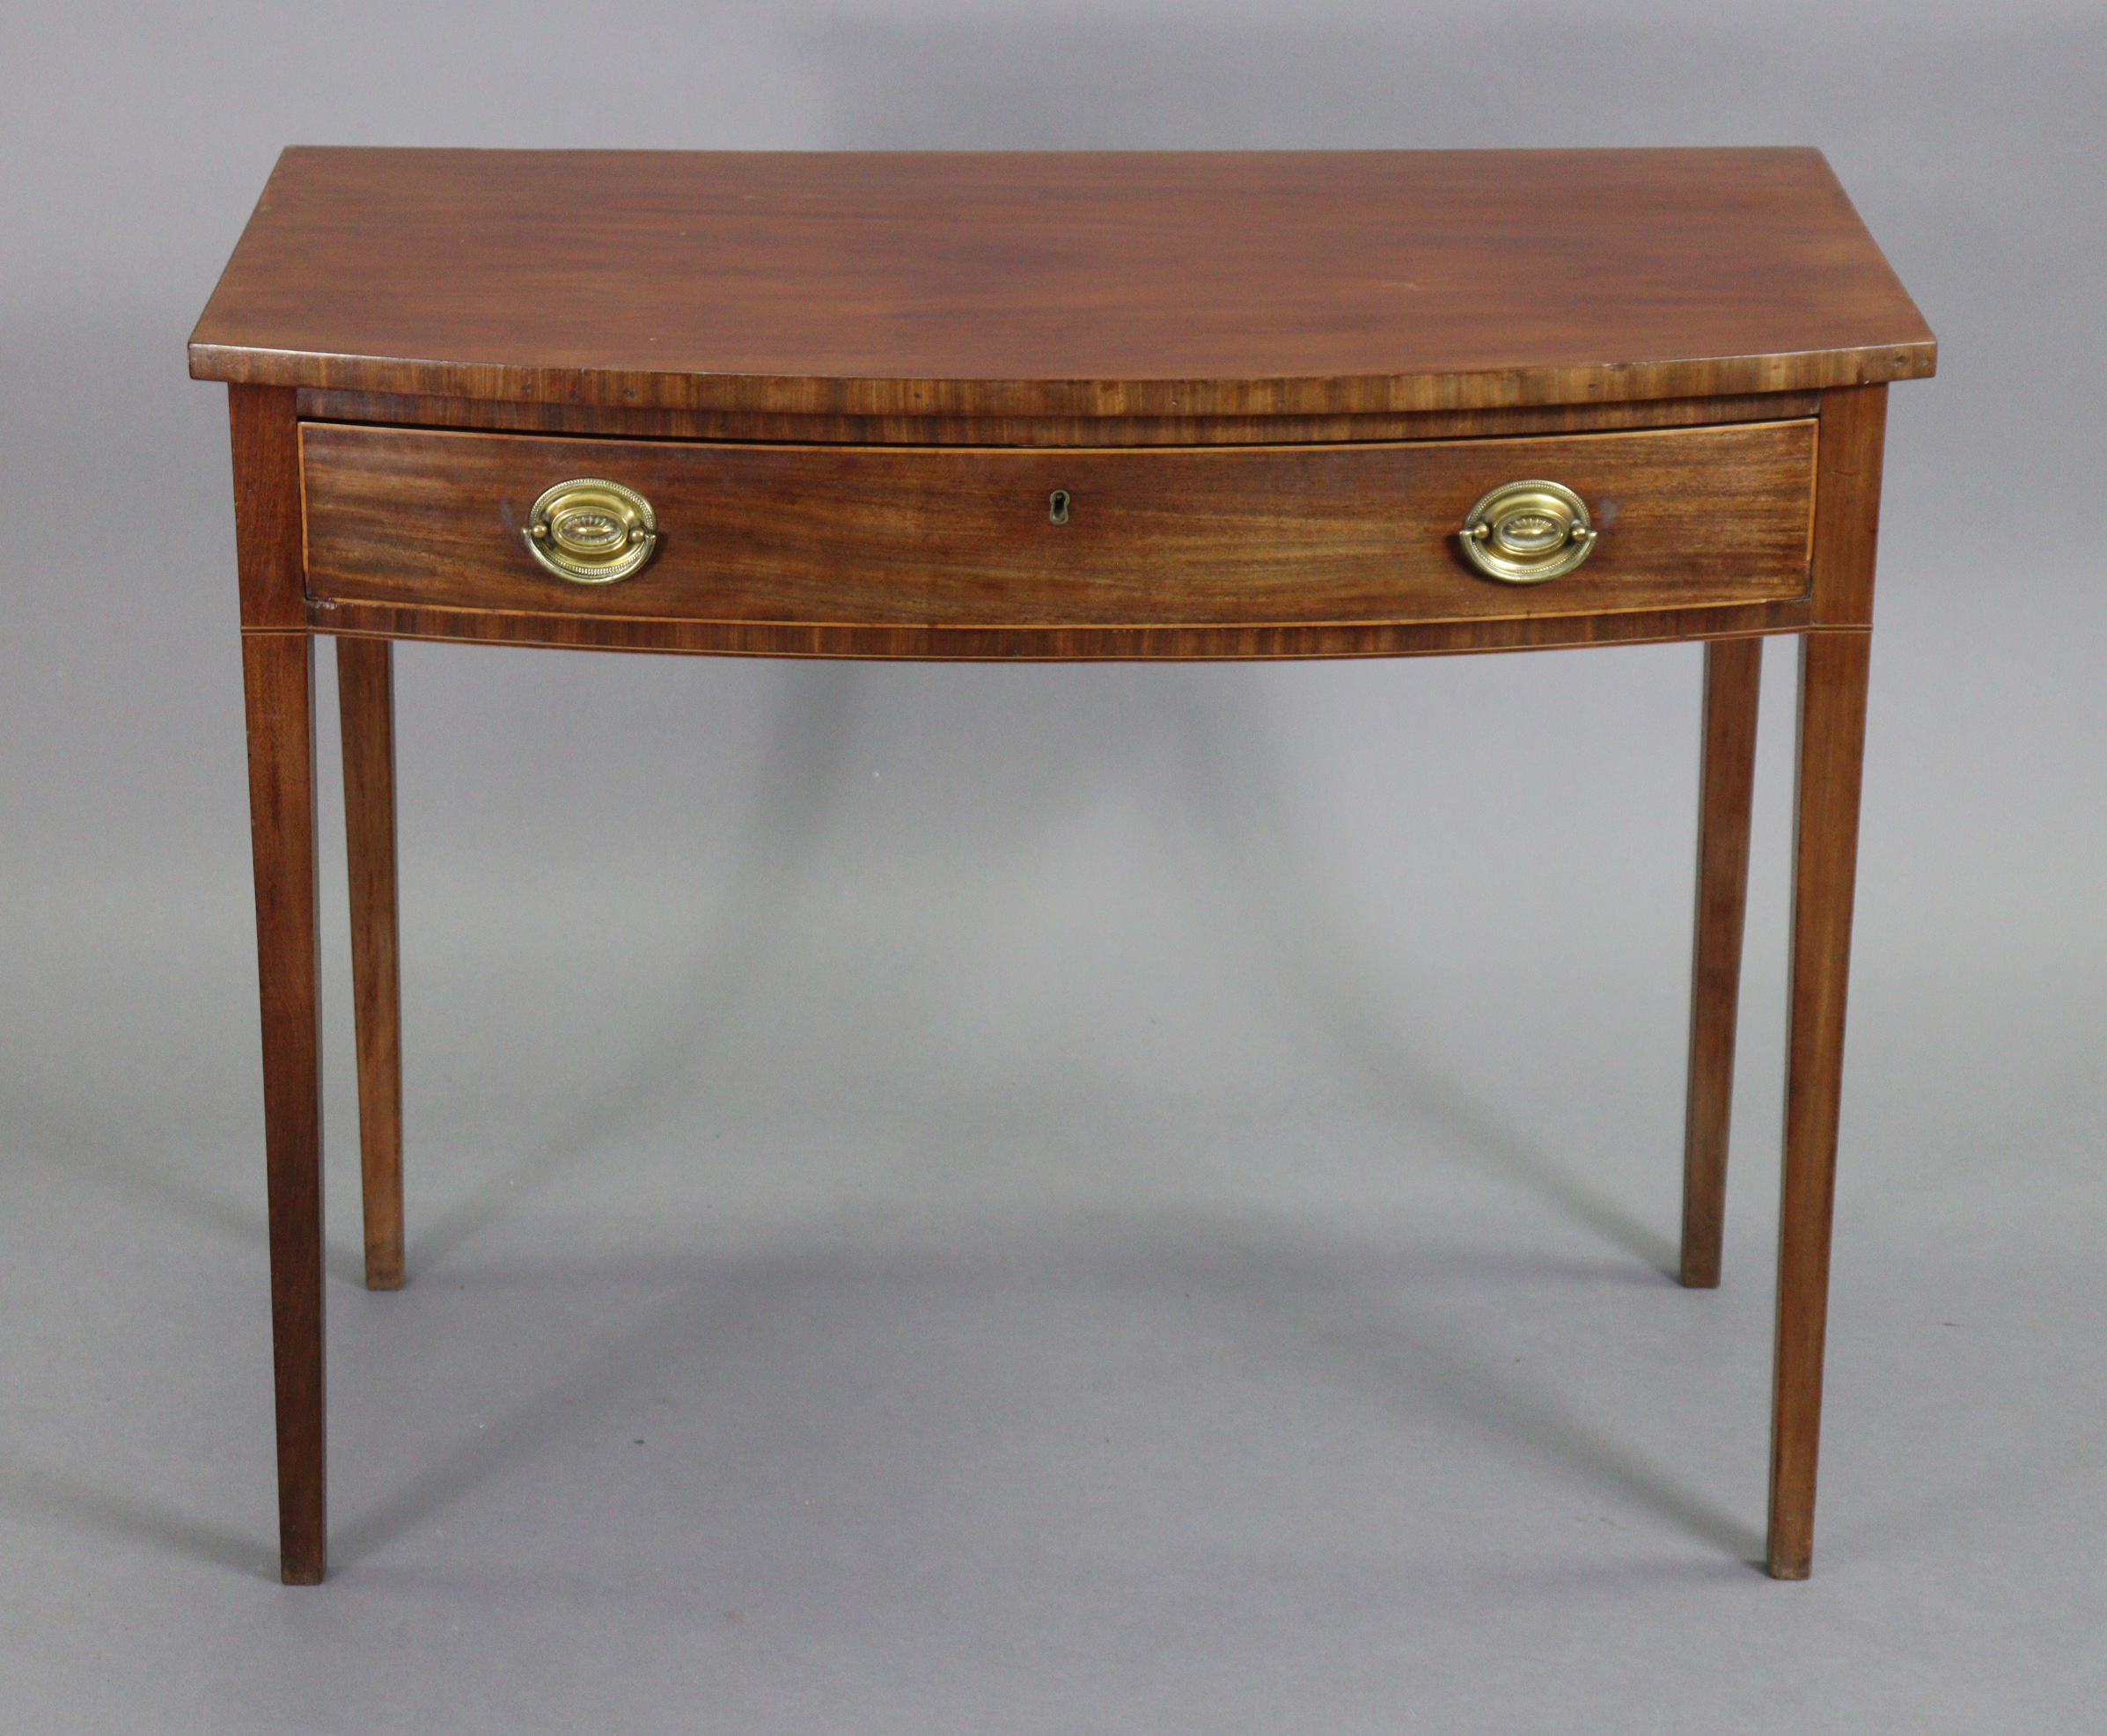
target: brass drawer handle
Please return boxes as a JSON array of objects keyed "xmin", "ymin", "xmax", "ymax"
[
  {"xmin": 1457, "ymin": 480, "xmax": 1598, "ymax": 584},
  {"xmin": 524, "ymin": 478, "xmax": 658, "ymax": 584}
]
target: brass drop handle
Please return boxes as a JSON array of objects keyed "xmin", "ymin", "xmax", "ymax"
[
  {"xmin": 524, "ymin": 478, "xmax": 659, "ymax": 584},
  {"xmin": 1457, "ymin": 480, "xmax": 1598, "ymax": 584}
]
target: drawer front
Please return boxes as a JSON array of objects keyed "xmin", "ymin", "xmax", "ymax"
[{"xmin": 300, "ymin": 421, "xmax": 1815, "ymax": 628}]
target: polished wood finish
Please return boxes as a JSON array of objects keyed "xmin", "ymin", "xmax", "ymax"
[
  {"xmin": 313, "ymin": 595, "xmax": 1817, "ymax": 663},
  {"xmin": 1810, "ymin": 385, "xmax": 1890, "ymax": 627},
  {"xmin": 193, "ymin": 150, "xmax": 1934, "ymax": 417},
  {"xmin": 301, "ymin": 421, "xmax": 1817, "ymax": 631},
  {"xmin": 198, "ymin": 150, "xmax": 1931, "ymax": 1586},
  {"xmin": 1680, "ymin": 637, "xmax": 1764, "ymax": 1288},
  {"xmin": 337, "ymin": 637, "xmax": 404, "ymax": 1292},
  {"xmin": 1764, "ymin": 377, "xmax": 1893, "ymax": 1576},
  {"xmin": 296, "ymin": 387, "xmax": 1824, "ymax": 448},
  {"xmin": 228, "ymin": 385, "xmax": 303, "ymax": 629},
  {"xmin": 1768, "ymin": 629, "xmax": 1873, "ymax": 1579},
  {"xmin": 239, "ymin": 632, "xmax": 326, "ymax": 1585}
]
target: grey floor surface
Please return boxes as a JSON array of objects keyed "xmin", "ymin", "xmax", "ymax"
[{"xmin": 4, "ymin": 544, "xmax": 2103, "ymax": 1733}]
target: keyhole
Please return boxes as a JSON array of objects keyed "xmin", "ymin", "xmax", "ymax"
[{"xmin": 1048, "ymin": 488, "xmax": 1070, "ymax": 524}]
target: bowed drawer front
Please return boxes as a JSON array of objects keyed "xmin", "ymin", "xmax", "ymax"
[{"xmin": 299, "ymin": 419, "xmax": 1817, "ymax": 629}]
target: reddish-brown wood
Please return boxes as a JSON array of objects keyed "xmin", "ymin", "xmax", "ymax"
[
  {"xmin": 240, "ymin": 631, "xmax": 326, "ymax": 1585},
  {"xmin": 1767, "ymin": 628, "xmax": 1873, "ymax": 1579},
  {"xmin": 1810, "ymin": 386, "xmax": 1890, "ymax": 627},
  {"xmin": 1680, "ymin": 637, "xmax": 1764, "ymax": 1288},
  {"xmin": 228, "ymin": 385, "xmax": 304, "ymax": 629},
  {"xmin": 337, "ymin": 637, "xmax": 403, "ymax": 1292},
  {"xmin": 299, "ymin": 421, "xmax": 1817, "ymax": 631},
  {"xmin": 295, "ymin": 387, "xmax": 1824, "ymax": 447},
  {"xmin": 199, "ymin": 148, "xmax": 1931, "ymax": 1586},
  {"xmin": 312, "ymin": 596, "xmax": 1816, "ymax": 662},
  {"xmin": 192, "ymin": 150, "xmax": 1934, "ymax": 417}
]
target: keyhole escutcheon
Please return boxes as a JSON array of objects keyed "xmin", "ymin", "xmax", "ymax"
[{"xmin": 1048, "ymin": 488, "xmax": 1070, "ymax": 525}]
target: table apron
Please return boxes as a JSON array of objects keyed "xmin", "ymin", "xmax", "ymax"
[{"xmin": 298, "ymin": 421, "xmax": 1818, "ymax": 651}]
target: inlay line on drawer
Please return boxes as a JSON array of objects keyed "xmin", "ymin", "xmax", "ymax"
[{"xmin": 299, "ymin": 421, "xmax": 1817, "ymax": 630}]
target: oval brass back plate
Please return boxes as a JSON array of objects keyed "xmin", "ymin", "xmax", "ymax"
[
  {"xmin": 1458, "ymin": 479, "xmax": 1597, "ymax": 584},
  {"xmin": 525, "ymin": 478, "xmax": 658, "ymax": 584}
]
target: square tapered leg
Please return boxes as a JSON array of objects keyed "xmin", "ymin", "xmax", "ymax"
[
  {"xmin": 1681, "ymin": 636, "xmax": 1763, "ymax": 1287},
  {"xmin": 243, "ymin": 630, "xmax": 327, "ymax": 1585},
  {"xmin": 337, "ymin": 635, "xmax": 404, "ymax": 1291},
  {"xmin": 1766, "ymin": 628, "xmax": 1871, "ymax": 1579}
]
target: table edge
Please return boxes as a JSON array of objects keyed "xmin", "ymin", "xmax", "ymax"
[{"xmin": 188, "ymin": 343, "xmax": 1936, "ymax": 419}]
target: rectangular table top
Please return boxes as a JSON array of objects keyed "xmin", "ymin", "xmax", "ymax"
[{"xmin": 190, "ymin": 147, "xmax": 1934, "ymax": 420}]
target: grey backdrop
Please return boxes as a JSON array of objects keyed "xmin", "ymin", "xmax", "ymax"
[{"xmin": 4, "ymin": 3, "xmax": 2103, "ymax": 1732}]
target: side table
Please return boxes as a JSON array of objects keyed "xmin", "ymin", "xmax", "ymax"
[{"xmin": 190, "ymin": 147, "xmax": 1935, "ymax": 1583}]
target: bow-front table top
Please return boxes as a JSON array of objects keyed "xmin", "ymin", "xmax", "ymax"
[{"xmin": 189, "ymin": 147, "xmax": 1934, "ymax": 418}]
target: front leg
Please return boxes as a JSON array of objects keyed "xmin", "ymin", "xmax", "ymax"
[
  {"xmin": 1766, "ymin": 628, "xmax": 1871, "ymax": 1579},
  {"xmin": 243, "ymin": 630, "xmax": 327, "ymax": 1584}
]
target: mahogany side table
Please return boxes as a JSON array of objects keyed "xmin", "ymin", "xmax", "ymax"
[{"xmin": 189, "ymin": 147, "xmax": 1935, "ymax": 1583}]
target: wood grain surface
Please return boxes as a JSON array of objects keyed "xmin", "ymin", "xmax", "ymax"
[
  {"xmin": 293, "ymin": 388, "xmax": 1824, "ymax": 449},
  {"xmin": 1768, "ymin": 629, "xmax": 1872, "ymax": 1579},
  {"xmin": 1681, "ymin": 636, "xmax": 1764, "ymax": 1289},
  {"xmin": 1810, "ymin": 385, "xmax": 1890, "ymax": 626},
  {"xmin": 299, "ymin": 421, "xmax": 1817, "ymax": 632},
  {"xmin": 229, "ymin": 385, "xmax": 304, "ymax": 629},
  {"xmin": 310, "ymin": 597, "xmax": 1816, "ymax": 662},
  {"xmin": 193, "ymin": 150, "xmax": 1934, "ymax": 416},
  {"xmin": 336, "ymin": 637, "xmax": 404, "ymax": 1293},
  {"xmin": 240, "ymin": 632, "xmax": 327, "ymax": 1585}
]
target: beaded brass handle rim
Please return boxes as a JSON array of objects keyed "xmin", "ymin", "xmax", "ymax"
[
  {"xmin": 523, "ymin": 478, "xmax": 659, "ymax": 584},
  {"xmin": 1457, "ymin": 479, "xmax": 1597, "ymax": 585}
]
